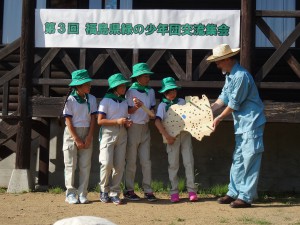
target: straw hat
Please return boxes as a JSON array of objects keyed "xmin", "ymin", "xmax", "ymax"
[
  {"xmin": 158, "ymin": 77, "xmax": 181, "ymax": 93},
  {"xmin": 206, "ymin": 44, "xmax": 240, "ymax": 62},
  {"xmin": 69, "ymin": 69, "xmax": 92, "ymax": 86}
]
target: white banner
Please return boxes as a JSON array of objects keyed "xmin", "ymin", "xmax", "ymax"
[{"xmin": 35, "ymin": 9, "xmax": 240, "ymax": 49}]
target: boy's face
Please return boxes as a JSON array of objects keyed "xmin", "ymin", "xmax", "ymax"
[
  {"xmin": 137, "ymin": 74, "xmax": 150, "ymax": 86},
  {"xmin": 164, "ymin": 89, "xmax": 177, "ymax": 101}
]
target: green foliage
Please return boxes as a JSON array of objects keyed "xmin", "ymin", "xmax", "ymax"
[
  {"xmin": 92, "ymin": 184, "xmax": 100, "ymax": 193},
  {"xmin": 151, "ymin": 180, "xmax": 165, "ymax": 192},
  {"xmin": 178, "ymin": 177, "xmax": 186, "ymax": 193},
  {"xmin": 237, "ymin": 216, "xmax": 271, "ymax": 225},
  {"xmin": 48, "ymin": 186, "xmax": 64, "ymax": 194},
  {"xmin": 198, "ymin": 184, "xmax": 228, "ymax": 197},
  {"xmin": 0, "ymin": 187, "xmax": 7, "ymax": 193}
]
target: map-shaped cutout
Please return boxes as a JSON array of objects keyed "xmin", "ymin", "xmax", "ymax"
[{"xmin": 162, "ymin": 95, "xmax": 214, "ymax": 143}]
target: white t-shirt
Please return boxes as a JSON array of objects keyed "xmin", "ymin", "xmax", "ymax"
[
  {"xmin": 126, "ymin": 88, "xmax": 156, "ymax": 124},
  {"xmin": 63, "ymin": 94, "xmax": 97, "ymax": 127},
  {"xmin": 98, "ymin": 98, "xmax": 129, "ymax": 119},
  {"xmin": 156, "ymin": 98, "xmax": 185, "ymax": 120}
]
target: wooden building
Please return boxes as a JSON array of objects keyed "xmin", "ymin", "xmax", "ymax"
[{"xmin": 0, "ymin": 0, "xmax": 300, "ymax": 192}]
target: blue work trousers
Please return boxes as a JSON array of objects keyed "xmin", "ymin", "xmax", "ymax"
[{"xmin": 227, "ymin": 125, "xmax": 264, "ymax": 203}]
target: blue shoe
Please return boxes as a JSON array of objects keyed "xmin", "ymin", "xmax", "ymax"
[
  {"xmin": 65, "ymin": 193, "xmax": 78, "ymax": 204},
  {"xmin": 111, "ymin": 196, "xmax": 122, "ymax": 205},
  {"xmin": 100, "ymin": 192, "xmax": 110, "ymax": 203}
]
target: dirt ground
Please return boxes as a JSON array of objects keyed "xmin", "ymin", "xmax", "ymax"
[{"xmin": 1, "ymin": 192, "xmax": 300, "ymax": 225}]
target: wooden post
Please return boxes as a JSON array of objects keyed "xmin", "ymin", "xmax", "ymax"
[
  {"xmin": 15, "ymin": 0, "xmax": 35, "ymax": 170},
  {"xmin": 240, "ymin": 0, "xmax": 256, "ymax": 73}
]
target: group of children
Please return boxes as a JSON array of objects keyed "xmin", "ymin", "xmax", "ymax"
[{"xmin": 62, "ymin": 63, "xmax": 198, "ymax": 205}]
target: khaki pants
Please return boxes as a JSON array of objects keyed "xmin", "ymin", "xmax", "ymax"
[
  {"xmin": 167, "ymin": 131, "xmax": 197, "ymax": 194},
  {"xmin": 63, "ymin": 127, "xmax": 93, "ymax": 197},
  {"xmin": 99, "ymin": 125, "xmax": 127, "ymax": 197},
  {"xmin": 125, "ymin": 123, "xmax": 153, "ymax": 193}
]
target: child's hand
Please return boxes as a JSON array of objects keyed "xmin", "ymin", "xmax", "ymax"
[
  {"xmin": 166, "ymin": 135, "xmax": 176, "ymax": 145},
  {"xmin": 117, "ymin": 118, "xmax": 127, "ymax": 125},
  {"xmin": 133, "ymin": 97, "xmax": 143, "ymax": 108},
  {"xmin": 75, "ymin": 138, "xmax": 85, "ymax": 149},
  {"xmin": 84, "ymin": 135, "xmax": 93, "ymax": 149},
  {"xmin": 149, "ymin": 109, "xmax": 156, "ymax": 119},
  {"xmin": 125, "ymin": 118, "xmax": 133, "ymax": 128}
]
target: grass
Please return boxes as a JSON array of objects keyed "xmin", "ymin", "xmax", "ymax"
[
  {"xmin": 48, "ymin": 186, "xmax": 64, "ymax": 194},
  {"xmin": 198, "ymin": 184, "xmax": 228, "ymax": 197},
  {"xmin": 0, "ymin": 187, "xmax": 6, "ymax": 193},
  {"xmin": 238, "ymin": 216, "xmax": 272, "ymax": 225}
]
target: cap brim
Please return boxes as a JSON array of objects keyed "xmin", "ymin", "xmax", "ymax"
[
  {"xmin": 206, "ymin": 49, "xmax": 240, "ymax": 62},
  {"xmin": 130, "ymin": 70, "xmax": 154, "ymax": 78},
  {"xmin": 69, "ymin": 78, "xmax": 92, "ymax": 86},
  {"xmin": 158, "ymin": 86, "xmax": 181, "ymax": 93}
]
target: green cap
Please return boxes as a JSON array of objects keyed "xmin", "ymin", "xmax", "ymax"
[
  {"xmin": 69, "ymin": 69, "xmax": 92, "ymax": 86},
  {"xmin": 108, "ymin": 73, "xmax": 130, "ymax": 90},
  {"xmin": 130, "ymin": 63, "xmax": 154, "ymax": 78},
  {"xmin": 158, "ymin": 77, "xmax": 181, "ymax": 93}
]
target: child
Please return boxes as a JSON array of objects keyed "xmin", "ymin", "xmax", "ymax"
[
  {"xmin": 98, "ymin": 73, "xmax": 132, "ymax": 205},
  {"xmin": 124, "ymin": 63, "xmax": 157, "ymax": 202},
  {"xmin": 62, "ymin": 69, "xmax": 98, "ymax": 204},
  {"xmin": 155, "ymin": 77, "xmax": 198, "ymax": 203}
]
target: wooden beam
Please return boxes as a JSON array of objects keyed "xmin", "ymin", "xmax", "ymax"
[
  {"xmin": 87, "ymin": 52, "xmax": 109, "ymax": 77},
  {"xmin": 2, "ymin": 82, "xmax": 9, "ymax": 116},
  {"xmin": 0, "ymin": 54, "xmax": 41, "ymax": 86},
  {"xmin": 33, "ymin": 48, "xmax": 60, "ymax": 78},
  {"xmin": 146, "ymin": 49, "xmax": 166, "ymax": 69},
  {"xmin": 241, "ymin": 0, "xmax": 255, "ymax": 73},
  {"xmin": 32, "ymin": 119, "xmax": 50, "ymax": 186},
  {"xmin": 186, "ymin": 50, "xmax": 192, "ymax": 81},
  {"xmin": 106, "ymin": 49, "xmax": 131, "ymax": 78},
  {"xmin": 256, "ymin": 18, "xmax": 300, "ymax": 79},
  {"xmin": 32, "ymin": 78, "xmax": 300, "ymax": 90},
  {"xmin": 0, "ymin": 37, "xmax": 20, "ymax": 61},
  {"xmin": 256, "ymin": 10, "xmax": 300, "ymax": 18},
  {"xmin": 132, "ymin": 49, "xmax": 139, "ymax": 66},
  {"xmin": 256, "ymin": 22, "xmax": 300, "ymax": 81},
  {"xmin": 58, "ymin": 49, "xmax": 77, "ymax": 74},
  {"xmin": 16, "ymin": 0, "xmax": 35, "ymax": 170},
  {"xmin": 31, "ymin": 96, "xmax": 65, "ymax": 117},
  {"xmin": 192, "ymin": 52, "xmax": 211, "ymax": 81},
  {"xmin": 164, "ymin": 51, "xmax": 186, "ymax": 80},
  {"xmin": 79, "ymin": 48, "xmax": 86, "ymax": 69},
  {"xmin": 29, "ymin": 96, "xmax": 300, "ymax": 123}
]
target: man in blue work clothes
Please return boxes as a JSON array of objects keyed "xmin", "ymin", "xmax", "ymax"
[{"xmin": 207, "ymin": 44, "xmax": 266, "ymax": 208}]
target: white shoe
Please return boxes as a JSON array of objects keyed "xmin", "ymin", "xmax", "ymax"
[
  {"xmin": 79, "ymin": 196, "xmax": 89, "ymax": 204},
  {"xmin": 65, "ymin": 193, "xmax": 78, "ymax": 204}
]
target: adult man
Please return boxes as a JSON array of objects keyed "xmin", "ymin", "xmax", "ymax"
[{"xmin": 207, "ymin": 44, "xmax": 266, "ymax": 208}]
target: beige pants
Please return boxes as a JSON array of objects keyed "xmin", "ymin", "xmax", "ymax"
[
  {"xmin": 63, "ymin": 127, "xmax": 93, "ymax": 197},
  {"xmin": 167, "ymin": 131, "xmax": 197, "ymax": 194},
  {"xmin": 99, "ymin": 125, "xmax": 127, "ymax": 197},
  {"xmin": 125, "ymin": 123, "xmax": 153, "ymax": 193}
]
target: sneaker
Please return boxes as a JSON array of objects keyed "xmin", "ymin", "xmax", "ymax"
[
  {"xmin": 100, "ymin": 192, "xmax": 110, "ymax": 203},
  {"xmin": 111, "ymin": 196, "xmax": 122, "ymax": 205},
  {"xmin": 170, "ymin": 193, "xmax": 180, "ymax": 203},
  {"xmin": 144, "ymin": 192, "xmax": 157, "ymax": 202},
  {"xmin": 65, "ymin": 193, "xmax": 78, "ymax": 204},
  {"xmin": 189, "ymin": 192, "xmax": 198, "ymax": 202},
  {"xmin": 124, "ymin": 191, "xmax": 140, "ymax": 201},
  {"xmin": 78, "ymin": 196, "xmax": 89, "ymax": 204}
]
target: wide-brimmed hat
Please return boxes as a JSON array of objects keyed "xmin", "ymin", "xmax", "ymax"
[
  {"xmin": 69, "ymin": 69, "xmax": 92, "ymax": 86},
  {"xmin": 206, "ymin": 44, "xmax": 240, "ymax": 62},
  {"xmin": 130, "ymin": 63, "xmax": 154, "ymax": 78},
  {"xmin": 108, "ymin": 73, "xmax": 130, "ymax": 90},
  {"xmin": 159, "ymin": 77, "xmax": 181, "ymax": 93}
]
